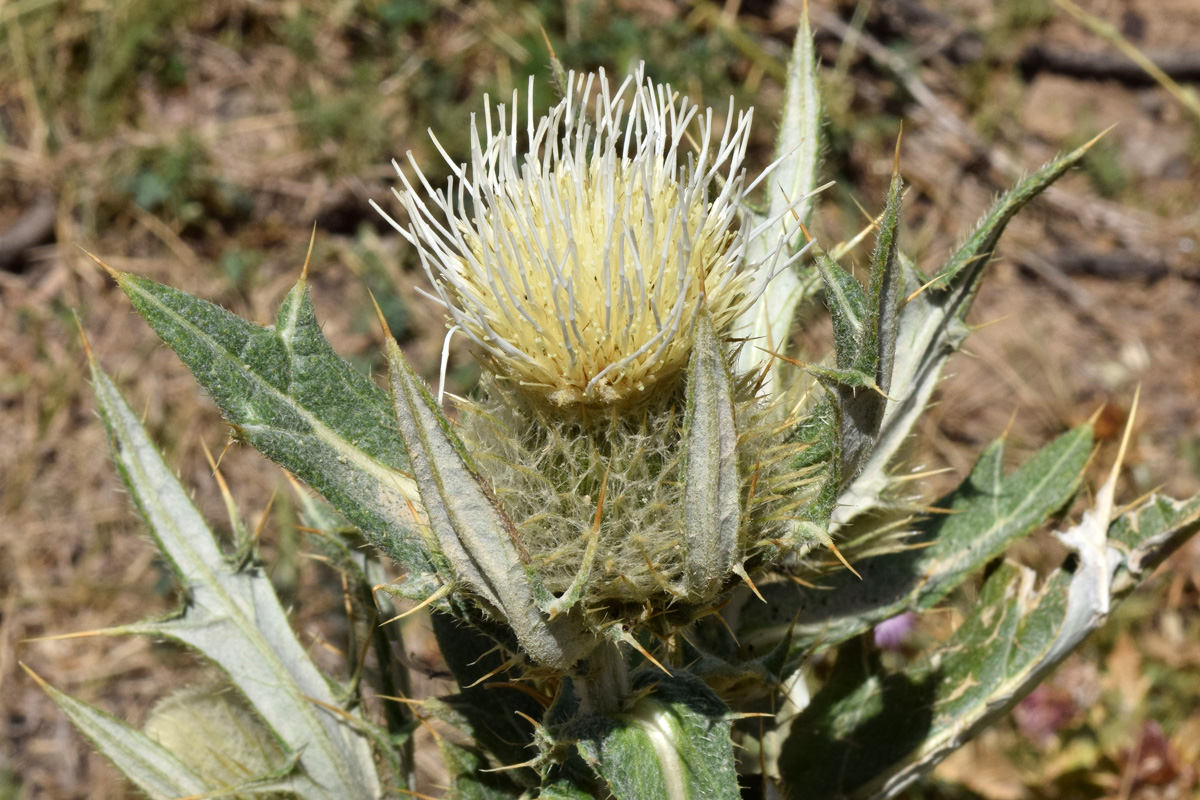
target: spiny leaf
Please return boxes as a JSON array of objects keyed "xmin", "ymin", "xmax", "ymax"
[
  {"xmin": 425, "ymin": 693, "xmax": 543, "ymax": 788},
  {"xmin": 939, "ymin": 140, "xmax": 1098, "ymax": 288},
  {"xmin": 834, "ymin": 141, "xmax": 1093, "ymax": 529},
  {"xmin": 425, "ymin": 613, "xmax": 544, "ymax": 786},
  {"xmin": 817, "ymin": 252, "xmax": 868, "ymax": 371},
  {"xmin": 539, "ymin": 775, "xmax": 597, "ymax": 800},
  {"xmin": 25, "ymin": 666, "xmax": 209, "ymax": 800},
  {"xmin": 114, "ymin": 269, "xmax": 432, "ymax": 575},
  {"xmin": 823, "ymin": 162, "xmax": 903, "ymax": 485},
  {"xmin": 142, "ymin": 684, "xmax": 292, "ymax": 791},
  {"xmin": 784, "ymin": 399, "xmax": 841, "ymax": 536},
  {"xmin": 864, "ymin": 158, "xmax": 905, "ymax": 398},
  {"xmin": 773, "ymin": 487, "xmax": 1200, "ymax": 800},
  {"xmin": 88, "ymin": 355, "xmax": 381, "ymax": 800},
  {"xmin": 676, "ymin": 623, "xmax": 796, "ymax": 710},
  {"xmin": 1109, "ymin": 493, "xmax": 1200, "ymax": 596},
  {"xmin": 769, "ymin": 5, "xmax": 822, "ymax": 233},
  {"xmin": 438, "ymin": 740, "xmax": 525, "ymax": 800},
  {"xmin": 741, "ymin": 425, "xmax": 1093, "ymax": 655},
  {"xmin": 805, "ymin": 363, "xmax": 877, "ymax": 391},
  {"xmin": 732, "ymin": 3, "xmax": 823, "ymax": 395},
  {"xmin": 294, "ymin": 491, "xmax": 416, "ymax": 756}
]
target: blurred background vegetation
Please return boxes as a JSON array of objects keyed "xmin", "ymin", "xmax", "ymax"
[{"xmin": 2, "ymin": 0, "xmax": 1198, "ymax": 797}]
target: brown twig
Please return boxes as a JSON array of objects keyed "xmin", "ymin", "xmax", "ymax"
[
  {"xmin": 1052, "ymin": 249, "xmax": 1169, "ymax": 282},
  {"xmin": 872, "ymin": 0, "xmax": 985, "ymax": 65},
  {"xmin": 0, "ymin": 192, "xmax": 56, "ymax": 271},
  {"xmin": 1020, "ymin": 45, "xmax": 1200, "ymax": 84},
  {"xmin": 1008, "ymin": 245, "xmax": 1101, "ymax": 315}
]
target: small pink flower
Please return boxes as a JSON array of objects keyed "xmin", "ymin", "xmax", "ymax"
[
  {"xmin": 1014, "ymin": 685, "xmax": 1076, "ymax": 744},
  {"xmin": 873, "ymin": 612, "xmax": 917, "ymax": 651}
]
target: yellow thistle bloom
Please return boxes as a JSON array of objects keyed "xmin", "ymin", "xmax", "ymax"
[{"xmin": 376, "ymin": 66, "xmax": 805, "ymax": 408}]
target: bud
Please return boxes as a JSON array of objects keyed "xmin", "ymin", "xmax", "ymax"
[{"xmin": 144, "ymin": 685, "xmax": 287, "ymax": 790}]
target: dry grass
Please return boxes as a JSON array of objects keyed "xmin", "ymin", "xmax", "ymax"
[{"xmin": 2, "ymin": 0, "xmax": 1199, "ymax": 798}]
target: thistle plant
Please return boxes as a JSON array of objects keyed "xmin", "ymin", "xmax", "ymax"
[{"xmin": 32, "ymin": 12, "xmax": 1200, "ymax": 800}]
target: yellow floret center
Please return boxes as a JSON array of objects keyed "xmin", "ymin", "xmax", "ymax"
[{"xmin": 456, "ymin": 162, "xmax": 743, "ymax": 408}]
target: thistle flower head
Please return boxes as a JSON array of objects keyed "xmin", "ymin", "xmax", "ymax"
[{"xmin": 379, "ymin": 66, "xmax": 803, "ymax": 408}]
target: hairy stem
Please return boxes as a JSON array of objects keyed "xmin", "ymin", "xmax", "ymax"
[{"xmin": 574, "ymin": 640, "xmax": 630, "ymax": 715}]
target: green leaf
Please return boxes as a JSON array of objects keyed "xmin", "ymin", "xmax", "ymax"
[
  {"xmin": 833, "ymin": 142, "xmax": 1093, "ymax": 529},
  {"xmin": 426, "ymin": 613, "xmax": 544, "ymax": 785},
  {"xmin": 1108, "ymin": 492, "xmax": 1200, "ymax": 597},
  {"xmin": 539, "ymin": 745, "xmax": 603, "ymax": 799},
  {"xmin": 732, "ymin": 6, "xmax": 823, "ymax": 395},
  {"xmin": 425, "ymin": 692, "xmax": 542, "ymax": 782},
  {"xmin": 676, "ymin": 622, "xmax": 796, "ymax": 710},
  {"xmin": 769, "ymin": 6, "xmax": 822, "ymax": 232},
  {"xmin": 817, "ymin": 162, "xmax": 903, "ymax": 485},
  {"xmin": 385, "ymin": 335, "xmax": 594, "ymax": 671},
  {"xmin": 682, "ymin": 311, "xmax": 741, "ymax": 600},
  {"xmin": 739, "ymin": 425, "xmax": 1093, "ymax": 655},
  {"xmin": 772, "ymin": 397, "xmax": 841, "ymax": 563},
  {"xmin": 115, "ymin": 270, "xmax": 432, "ymax": 575},
  {"xmin": 26, "ymin": 669, "xmax": 209, "ymax": 800},
  {"xmin": 575, "ymin": 674, "xmax": 740, "ymax": 800},
  {"xmin": 142, "ymin": 685, "xmax": 293, "ymax": 792},
  {"xmin": 88, "ymin": 355, "xmax": 381, "ymax": 799},
  {"xmin": 864, "ymin": 162, "xmax": 905, "ymax": 399},
  {"xmin": 817, "ymin": 252, "xmax": 868, "ymax": 372},
  {"xmin": 431, "ymin": 609, "xmax": 509, "ymax": 689},
  {"xmin": 939, "ymin": 144, "xmax": 1094, "ymax": 286},
  {"xmin": 438, "ymin": 740, "xmax": 525, "ymax": 800},
  {"xmin": 539, "ymin": 776, "xmax": 597, "ymax": 800},
  {"xmin": 295, "ymin": 493, "xmax": 416, "ymax": 765},
  {"xmin": 773, "ymin": 486, "xmax": 1200, "ymax": 800}
]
